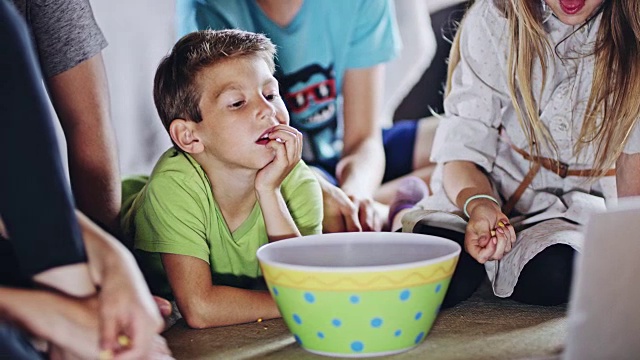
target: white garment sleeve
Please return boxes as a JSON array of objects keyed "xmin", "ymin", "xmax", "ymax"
[{"xmin": 431, "ymin": 1, "xmax": 510, "ymax": 173}]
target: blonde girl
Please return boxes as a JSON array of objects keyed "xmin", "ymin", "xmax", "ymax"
[{"xmin": 406, "ymin": 0, "xmax": 640, "ymax": 307}]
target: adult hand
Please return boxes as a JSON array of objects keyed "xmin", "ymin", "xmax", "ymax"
[
  {"xmin": 2, "ymin": 289, "xmax": 98, "ymax": 358},
  {"xmin": 347, "ymin": 195, "xmax": 384, "ymax": 232},
  {"xmin": 97, "ymin": 254, "xmax": 165, "ymax": 360},
  {"xmin": 41, "ymin": 293, "xmax": 172, "ymax": 360},
  {"xmin": 1, "ymin": 288, "xmax": 167, "ymax": 360},
  {"xmin": 319, "ymin": 180, "xmax": 362, "ymax": 233},
  {"xmin": 464, "ymin": 199, "xmax": 516, "ymax": 263},
  {"xmin": 255, "ymin": 125, "xmax": 303, "ymax": 193},
  {"xmin": 40, "ymin": 294, "xmax": 101, "ymax": 359},
  {"xmin": 75, "ymin": 212, "xmax": 165, "ymax": 359}
]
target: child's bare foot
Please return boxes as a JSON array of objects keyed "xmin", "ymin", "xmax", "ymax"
[{"xmin": 388, "ymin": 176, "xmax": 430, "ymax": 229}]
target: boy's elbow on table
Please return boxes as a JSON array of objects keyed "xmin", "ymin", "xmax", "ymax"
[{"xmin": 176, "ymin": 295, "xmax": 218, "ymax": 329}]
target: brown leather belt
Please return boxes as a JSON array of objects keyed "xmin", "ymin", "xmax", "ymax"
[{"xmin": 503, "ymin": 141, "xmax": 616, "ymax": 216}]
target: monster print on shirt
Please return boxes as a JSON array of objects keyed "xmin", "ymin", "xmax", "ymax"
[{"xmin": 280, "ymin": 63, "xmax": 341, "ymax": 173}]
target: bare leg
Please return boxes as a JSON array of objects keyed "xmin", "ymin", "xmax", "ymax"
[
  {"xmin": 32, "ymin": 264, "xmax": 95, "ymax": 298},
  {"xmin": 387, "ymin": 176, "xmax": 430, "ymax": 230},
  {"xmin": 374, "ymin": 116, "xmax": 439, "ymax": 204},
  {"xmin": 374, "ymin": 165, "xmax": 435, "ymax": 204},
  {"xmin": 412, "ymin": 116, "xmax": 439, "ymax": 170}
]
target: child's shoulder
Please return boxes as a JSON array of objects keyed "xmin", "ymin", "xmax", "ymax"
[
  {"xmin": 459, "ymin": 0, "xmax": 509, "ymax": 53},
  {"xmin": 147, "ymin": 148, "xmax": 210, "ymax": 193},
  {"xmin": 466, "ymin": 0, "xmax": 507, "ymax": 26},
  {"xmin": 151, "ymin": 149, "xmax": 203, "ymax": 177}
]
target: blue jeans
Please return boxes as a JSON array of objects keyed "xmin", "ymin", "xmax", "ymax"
[
  {"xmin": 0, "ymin": 323, "xmax": 43, "ymax": 360},
  {"xmin": 310, "ymin": 119, "xmax": 419, "ymax": 185}
]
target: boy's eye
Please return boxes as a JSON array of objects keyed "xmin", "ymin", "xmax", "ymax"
[
  {"xmin": 265, "ymin": 93, "xmax": 280, "ymax": 101},
  {"xmin": 230, "ymin": 100, "xmax": 245, "ymax": 108}
]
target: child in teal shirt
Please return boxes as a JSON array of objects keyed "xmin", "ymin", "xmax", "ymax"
[{"xmin": 121, "ymin": 29, "xmax": 323, "ymax": 328}]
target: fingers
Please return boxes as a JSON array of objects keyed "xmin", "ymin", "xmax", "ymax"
[
  {"xmin": 153, "ymin": 296, "xmax": 172, "ymax": 319},
  {"xmin": 321, "ymin": 183, "xmax": 363, "ymax": 232},
  {"xmin": 476, "ymin": 239, "xmax": 497, "ymax": 264},
  {"xmin": 491, "ymin": 228, "xmax": 508, "ymax": 260},
  {"xmin": 341, "ymin": 202, "xmax": 363, "ymax": 232},
  {"xmin": 112, "ymin": 320, "xmax": 147, "ymax": 360},
  {"xmin": 506, "ymin": 221, "xmax": 517, "ymax": 245},
  {"xmin": 104, "ymin": 318, "xmax": 136, "ymax": 360},
  {"xmin": 500, "ymin": 221, "xmax": 513, "ymax": 253},
  {"xmin": 323, "ymin": 212, "xmax": 361, "ymax": 233},
  {"xmin": 466, "ymin": 217, "xmax": 516, "ymax": 263},
  {"xmin": 465, "ymin": 233, "xmax": 496, "ymax": 264},
  {"xmin": 495, "ymin": 219, "xmax": 515, "ymax": 253},
  {"xmin": 355, "ymin": 199, "xmax": 383, "ymax": 232},
  {"xmin": 256, "ymin": 125, "xmax": 303, "ymax": 192},
  {"xmin": 109, "ymin": 312, "xmax": 166, "ymax": 360},
  {"xmin": 267, "ymin": 125, "xmax": 302, "ymax": 165},
  {"xmin": 99, "ymin": 307, "xmax": 119, "ymax": 354},
  {"xmin": 99, "ymin": 297, "xmax": 164, "ymax": 360}
]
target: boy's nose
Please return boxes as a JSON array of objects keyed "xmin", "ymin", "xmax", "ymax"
[{"xmin": 258, "ymin": 98, "xmax": 278, "ymax": 123}]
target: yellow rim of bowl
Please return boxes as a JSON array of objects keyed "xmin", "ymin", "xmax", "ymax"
[{"xmin": 260, "ymin": 257, "xmax": 458, "ymax": 291}]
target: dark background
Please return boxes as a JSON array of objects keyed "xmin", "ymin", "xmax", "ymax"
[{"xmin": 394, "ymin": 2, "xmax": 470, "ymax": 120}]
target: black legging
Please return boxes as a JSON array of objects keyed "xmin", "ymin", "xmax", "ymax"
[
  {"xmin": 413, "ymin": 223, "xmax": 575, "ymax": 307},
  {"xmin": 511, "ymin": 244, "xmax": 574, "ymax": 306},
  {"xmin": 0, "ymin": 0, "xmax": 86, "ymax": 282}
]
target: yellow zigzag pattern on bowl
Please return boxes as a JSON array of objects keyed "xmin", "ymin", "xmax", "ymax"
[{"xmin": 261, "ymin": 258, "xmax": 458, "ymax": 291}]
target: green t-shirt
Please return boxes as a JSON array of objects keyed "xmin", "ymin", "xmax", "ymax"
[{"xmin": 121, "ymin": 149, "xmax": 323, "ymax": 299}]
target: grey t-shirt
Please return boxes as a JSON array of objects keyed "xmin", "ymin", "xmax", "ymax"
[{"xmin": 12, "ymin": 0, "xmax": 108, "ymax": 77}]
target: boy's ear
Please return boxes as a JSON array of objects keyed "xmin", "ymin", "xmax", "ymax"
[{"xmin": 169, "ymin": 119, "xmax": 204, "ymax": 154}]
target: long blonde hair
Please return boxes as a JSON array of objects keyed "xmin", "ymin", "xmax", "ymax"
[{"xmin": 447, "ymin": 0, "xmax": 640, "ymax": 177}]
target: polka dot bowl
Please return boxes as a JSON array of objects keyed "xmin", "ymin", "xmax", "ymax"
[{"xmin": 257, "ymin": 232, "xmax": 460, "ymax": 357}]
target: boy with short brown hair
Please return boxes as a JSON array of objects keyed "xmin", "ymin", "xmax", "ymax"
[{"xmin": 122, "ymin": 29, "xmax": 323, "ymax": 328}]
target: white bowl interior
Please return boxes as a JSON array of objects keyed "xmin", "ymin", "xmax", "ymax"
[{"xmin": 258, "ymin": 232, "xmax": 460, "ymax": 269}]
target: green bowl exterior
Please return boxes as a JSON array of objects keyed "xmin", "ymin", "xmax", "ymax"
[{"xmin": 268, "ymin": 279, "xmax": 452, "ymax": 356}]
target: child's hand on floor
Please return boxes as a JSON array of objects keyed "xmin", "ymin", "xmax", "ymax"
[{"xmin": 255, "ymin": 124, "xmax": 303, "ymax": 193}]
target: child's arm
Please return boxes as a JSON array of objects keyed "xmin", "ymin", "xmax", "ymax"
[
  {"xmin": 257, "ymin": 189, "xmax": 301, "ymax": 241},
  {"xmin": 255, "ymin": 124, "xmax": 304, "ymax": 241},
  {"xmin": 616, "ymin": 153, "xmax": 640, "ymax": 197},
  {"xmin": 443, "ymin": 160, "xmax": 516, "ymax": 263},
  {"xmin": 161, "ymin": 253, "xmax": 280, "ymax": 329}
]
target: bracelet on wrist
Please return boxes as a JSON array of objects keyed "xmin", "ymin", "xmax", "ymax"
[{"xmin": 463, "ymin": 194, "xmax": 500, "ymax": 218}]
